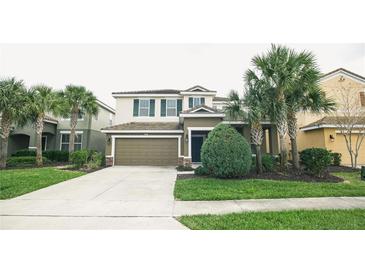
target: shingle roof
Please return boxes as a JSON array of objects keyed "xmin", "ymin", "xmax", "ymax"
[
  {"xmin": 301, "ymin": 116, "xmax": 365, "ymax": 130},
  {"xmin": 44, "ymin": 115, "xmax": 58, "ymax": 123},
  {"xmin": 213, "ymin": 96, "xmax": 229, "ymax": 102},
  {"xmin": 112, "ymin": 85, "xmax": 216, "ymax": 95},
  {"xmin": 102, "ymin": 122, "xmax": 182, "ymax": 131}
]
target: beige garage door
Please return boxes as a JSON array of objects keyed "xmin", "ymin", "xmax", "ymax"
[{"xmin": 114, "ymin": 138, "xmax": 178, "ymax": 166}]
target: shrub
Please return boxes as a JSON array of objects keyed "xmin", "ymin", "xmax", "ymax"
[
  {"xmin": 201, "ymin": 124, "xmax": 252, "ymax": 178},
  {"xmin": 194, "ymin": 165, "xmax": 209, "ymax": 176},
  {"xmin": 85, "ymin": 151, "xmax": 102, "ymax": 169},
  {"xmin": 331, "ymin": 152, "xmax": 342, "ymax": 166},
  {"xmin": 262, "ymin": 154, "xmax": 276, "ymax": 172},
  {"xmin": 70, "ymin": 149, "xmax": 89, "ymax": 168},
  {"xmin": 12, "ymin": 149, "xmax": 36, "ymax": 157},
  {"xmin": 13, "ymin": 149, "xmax": 69, "ymax": 162},
  {"xmin": 176, "ymin": 165, "xmax": 194, "ymax": 171},
  {"xmin": 6, "ymin": 156, "xmax": 50, "ymax": 167},
  {"xmin": 300, "ymin": 148, "xmax": 332, "ymax": 177},
  {"xmin": 43, "ymin": 150, "xmax": 69, "ymax": 162}
]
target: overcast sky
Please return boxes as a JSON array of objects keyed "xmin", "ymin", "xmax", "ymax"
[{"xmin": 1, "ymin": 44, "xmax": 364, "ymax": 107}]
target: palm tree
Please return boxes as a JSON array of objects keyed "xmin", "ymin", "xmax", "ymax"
[
  {"xmin": 286, "ymin": 64, "xmax": 336, "ymax": 169},
  {"xmin": 243, "ymin": 70, "xmax": 269, "ymax": 174},
  {"xmin": 27, "ymin": 85, "xmax": 60, "ymax": 166},
  {"xmin": 59, "ymin": 85, "xmax": 98, "ymax": 155},
  {"xmin": 0, "ymin": 78, "xmax": 29, "ymax": 168},
  {"xmin": 250, "ymin": 44, "xmax": 299, "ymax": 169}
]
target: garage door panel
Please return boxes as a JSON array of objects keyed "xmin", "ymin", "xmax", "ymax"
[{"xmin": 115, "ymin": 138, "xmax": 178, "ymax": 166}]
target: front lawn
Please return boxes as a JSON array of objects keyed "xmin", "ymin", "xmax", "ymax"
[
  {"xmin": 0, "ymin": 167, "xmax": 85, "ymax": 199},
  {"xmin": 178, "ymin": 209, "xmax": 365, "ymax": 230},
  {"xmin": 174, "ymin": 172, "xmax": 365, "ymax": 201}
]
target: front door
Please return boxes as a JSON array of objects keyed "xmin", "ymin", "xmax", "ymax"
[{"xmin": 192, "ymin": 136, "xmax": 204, "ymax": 163}]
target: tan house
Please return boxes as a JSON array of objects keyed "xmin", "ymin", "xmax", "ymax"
[
  {"xmin": 102, "ymin": 85, "xmax": 279, "ymax": 166},
  {"xmin": 295, "ymin": 68, "xmax": 365, "ymax": 166}
]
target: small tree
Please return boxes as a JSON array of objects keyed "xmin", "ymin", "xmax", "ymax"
[
  {"xmin": 333, "ymin": 82, "xmax": 365, "ymax": 168},
  {"xmin": 0, "ymin": 78, "xmax": 29, "ymax": 168},
  {"xmin": 27, "ymin": 85, "xmax": 60, "ymax": 166},
  {"xmin": 59, "ymin": 85, "xmax": 98, "ymax": 156}
]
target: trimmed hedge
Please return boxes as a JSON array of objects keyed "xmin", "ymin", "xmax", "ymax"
[
  {"xmin": 6, "ymin": 156, "xmax": 51, "ymax": 167},
  {"xmin": 12, "ymin": 149, "xmax": 69, "ymax": 162},
  {"xmin": 201, "ymin": 124, "xmax": 252, "ymax": 178},
  {"xmin": 300, "ymin": 148, "xmax": 332, "ymax": 177},
  {"xmin": 331, "ymin": 152, "xmax": 342, "ymax": 166}
]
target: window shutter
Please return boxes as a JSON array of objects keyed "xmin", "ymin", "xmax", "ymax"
[
  {"xmin": 201, "ymin": 97, "xmax": 205, "ymax": 105},
  {"xmin": 133, "ymin": 99, "xmax": 139, "ymax": 116},
  {"xmin": 149, "ymin": 99, "xmax": 155, "ymax": 117},
  {"xmin": 189, "ymin": 97, "xmax": 193, "ymax": 108},
  {"xmin": 177, "ymin": 99, "xmax": 182, "ymax": 116},
  {"xmin": 161, "ymin": 99, "xmax": 166, "ymax": 117}
]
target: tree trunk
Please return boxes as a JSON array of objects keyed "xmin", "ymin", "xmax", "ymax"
[
  {"xmin": 0, "ymin": 114, "xmax": 11, "ymax": 168},
  {"xmin": 250, "ymin": 122, "xmax": 264, "ymax": 174},
  {"xmin": 279, "ymin": 135, "xmax": 288, "ymax": 169},
  {"xmin": 287, "ymin": 110, "xmax": 300, "ymax": 170},
  {"xmin": 69, "ymin": 109, "xmax": 78, "ymax": 158},
  {"xmin": 276, "ymin": 117, "xmax": 288, "ymax": 170},
  {"xmin": 255, "ymin": 145, "xmax": 263, "ymax": 174},
  {"xmin": 35, "ymin": 114, "xmax": 44, "ymax": 166}
]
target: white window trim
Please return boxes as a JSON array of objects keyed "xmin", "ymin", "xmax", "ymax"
[
  {"xmin": 110, "ymin": 135, "xmax": 182, "ymax": 166},
  {"xmin": 60, "ymin": 132, "xmax": 83, "ymax": 150},
  {"xmin": 166, "ymin": 99, "xmax": 178, "ymax": 117},
  {"xmin": 187, "ymin": 127, "xmax": 214, "ymax": 159},
  {"xmin": 138, "ymin": 99, "xmax": 150, "ymax": 117},
  {"xmin": 101, "ymin": 130, "xmax": 184, "ymax": 133}
]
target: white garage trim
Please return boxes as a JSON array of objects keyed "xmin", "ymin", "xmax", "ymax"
[{"xmin": 111, "ymin": 135, "xmax": 182, "ymax": 166}]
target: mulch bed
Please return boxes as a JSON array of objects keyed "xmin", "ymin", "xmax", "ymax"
[
  {"xmin": 177, "ymin": 168, "xmax": 346, "ymax": 183},
  {"xmin": 59, "ymin": 166, "xmax": 107, "ymax": 174}
]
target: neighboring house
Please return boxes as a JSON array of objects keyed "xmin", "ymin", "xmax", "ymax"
[
  {"xmin": 295, "ymin": 68, "xmax": 365, "ymax": 166},
  {"xmin": 2, "ymin": 99, "xmax": 115, "ymax": 155},
  {"xmin": 101, "ymin": 85, "xmax": 279, "ymax": 166}
]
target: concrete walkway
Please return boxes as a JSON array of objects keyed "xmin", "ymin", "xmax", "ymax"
[
  {"xmin": 1, "ymin": 166, "xmax": 365, "ymax": 229},
  {"xmin": 174, "ymin": 197, "xmax": 365, "ymax": 216},
  {"xmin": 0, "ymin": 166, "xmax": 186, "ymax": 230}
]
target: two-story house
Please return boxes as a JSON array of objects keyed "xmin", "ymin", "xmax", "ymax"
[
  {"xmin": 101, "ymin": 85, "xmax": 279, "ymax": 166},
  {"xmin": 296, "ymin": 68, "xmax": 365, "ymax": 166},
  {"xmin": 4, "ymin": 99, "xmax": 115, "ymax": 155}
]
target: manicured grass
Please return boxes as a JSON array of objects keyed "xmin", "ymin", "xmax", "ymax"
[
  {"xmin": 174, "ymin": 172, "xmax": 365, "ymax": 201},
  {"xmin": 0, "ymin": 167, "xmax": 85, "ymax": 199},
  {"xmin": 178, "ymin": 209, "xmax": 365, "ymax": 230}
]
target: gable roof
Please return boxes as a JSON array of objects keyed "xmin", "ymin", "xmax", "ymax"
[
  {"xmin": 301, "ymin": 116, "xmax": 365, "ymax": 131},
  {"xmin": 96, "ymin": 99, "xmax": 115, "ymax": 114},
  {"xmin": 179, "ymin": 105, "xmax": 225, "ymax": 118},
  {"xmin": 112, "ymin": 85, "xmax": 216, "ymax": 96},
  {"xmin": 321, "ymin": 68, "xmax": 365, "ymax": 84}
]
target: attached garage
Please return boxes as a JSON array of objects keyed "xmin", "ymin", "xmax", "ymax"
[{"xmin": 114, "ymin": 137, "xmax": 179, "ymax": 166}]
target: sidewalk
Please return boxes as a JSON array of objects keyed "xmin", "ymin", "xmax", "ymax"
[{"xmin": 173, "ymin": 197, "xmax": 365, "ymax": 216}]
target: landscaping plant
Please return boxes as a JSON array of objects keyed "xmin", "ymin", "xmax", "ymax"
[
  {"xmin": 70, "ymin": 149, "xmax": 89, "ymax": 168},
  {"xmin": 6, "ymin": 156, "xmax": 51, "ymax": 167},
  {"xmin": 331, "ymin": 152, "xmax": 342, "ymax": 166},
  {"xmin": 59, "ymin": 85, "xmax": 98, "ymax": 157},
  {"xmin": 0, "ymin": 78, "xmax": 29, "ymax": 168},
  {"xmin": 27, "ymin": 85, "xmax": 60, "ymax": 166},
  {"xmin": 300, "ymin": 148, "xmax": 333, "ymax": 177},
  {"xmin": 201, "ymin": 124, "xmax": 251, "ymax": 178}
]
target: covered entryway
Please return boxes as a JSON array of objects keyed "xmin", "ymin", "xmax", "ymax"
[{"xmin": 114, "ymin": 138, "xmax": 179, "ymax": 166}]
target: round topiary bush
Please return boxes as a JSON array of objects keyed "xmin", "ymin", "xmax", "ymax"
[{"xmin": 201, "ymin": 124, "xmax": 252, "ymax": 178}]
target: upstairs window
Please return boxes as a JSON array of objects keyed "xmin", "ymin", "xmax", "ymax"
[
  {"xmin": 166, "ymin": 99, "xmax": 177, "ymax": 116},
  {"xmin": 139, "ymin": 99, "xmax": 150, "ymax": 116},
  {"xmin": 189, "ymin": 97, "xmax": 205, "ymax": 108},
  {"xmin": 133, "ymin": 99, "xmax": 155, "ymax": 117}
]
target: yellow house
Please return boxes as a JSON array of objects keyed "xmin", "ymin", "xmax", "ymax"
[{"xmin": 293, "ymin": 68, "xmax": 365, "ymax": 166}]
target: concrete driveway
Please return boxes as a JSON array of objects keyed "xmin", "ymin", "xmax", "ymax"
[{"xmin": 0, "ymin": 166, "xmax": 186, "ymax": 229}]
